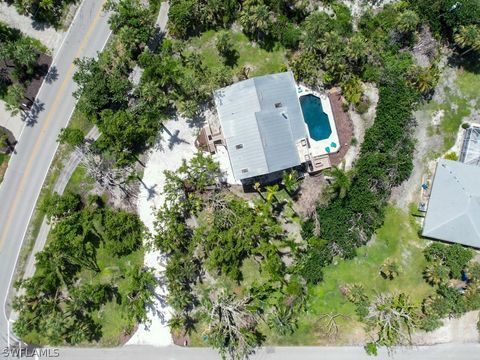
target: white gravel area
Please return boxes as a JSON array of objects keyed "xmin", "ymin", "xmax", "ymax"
[
  {"xmin": 0, "ymin": 3, "xmax": 64, "ymax": 53},
  {"xmin": 126, "ymin": 117, "xmax": 199, "ymax": 347},
  {"xmin": 412, "ymin": 310, "xmax": 480, "ymax": 345}
]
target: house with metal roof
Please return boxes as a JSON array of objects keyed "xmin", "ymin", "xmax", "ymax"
[
  {"xmin": 422, "ymin": 159, "xmax": 480, "ymax": 248},
  {"xmin": 213, "ymin": 71, "xmax": 308, "ymax": 182}
]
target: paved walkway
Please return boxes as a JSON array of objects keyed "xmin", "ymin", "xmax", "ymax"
[
  {"xmin": 125, "ymin": 1, "xmax": 174, "ymax": 347},
  {"xmin": 0, "ymin": 3, "xmax": 65, "ymax": 53},
  {"xmin": 0, "ymin": 102, "xmax": 24, "ymax": 140},
  {"xmin": 23, "ymin": 126, "xmax": 100, "ymax": 280}
]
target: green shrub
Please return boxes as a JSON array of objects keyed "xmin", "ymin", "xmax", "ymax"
[
  {"xmin": 435, "ymin": 284, "xmax": 467, "ymax": 318},
  {"xmin": 355, "ymin": 98, "xmax": 370, "ymax": 114},
  {"xmin": 462, "ymin": 123, "xmax": 471, "ymax": 129},
  {"xmin": 364, "ymin": 342, "xmax": 378, "ymax": 356},
  {"xmin": 424, "ymin": 243, "xmax": 473, "ymax": 279},
  {"xmin": 419, "ymin": 315, "xmax": 443, "ymax": 332},
  {"xmin": 444, "ymin": 152, "xmax": 458, "ymax": 161},
  {"xmin": 315, "ymin": 74, "xmax": 416, "ymax": 258},
  {"xmin": 297, "ymin": 242, "xmax": 332, "ymax": 285}
]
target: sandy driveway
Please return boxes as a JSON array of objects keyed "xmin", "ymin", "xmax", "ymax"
[{"xmin": 126, "ymin": 117, "xmax": 200, "ymax": 346}]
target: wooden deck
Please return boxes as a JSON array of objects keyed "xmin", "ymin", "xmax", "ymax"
[{"xmin": 328, "ymin": 91, "xmax": 353, "ymax": 166}]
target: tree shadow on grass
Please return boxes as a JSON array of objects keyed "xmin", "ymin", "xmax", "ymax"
[{"xmin": 223, "ymin": 49, "xmax": 240, "ymax": 68}]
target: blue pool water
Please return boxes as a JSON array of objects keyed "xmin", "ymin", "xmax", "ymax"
[{"xmin": 300, "ymin": 94, "xmax": 332, "ymax": 141}]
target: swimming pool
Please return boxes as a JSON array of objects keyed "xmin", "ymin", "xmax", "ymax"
[{"xmin": 299, "ymin": 94, "xmax": 332, "ymax": 141}]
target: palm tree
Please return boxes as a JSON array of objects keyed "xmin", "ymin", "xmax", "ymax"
[
  {"xmin": 423, "ymin": 262, "xmax": 449, "ymax": 286},
  {"xmin": 422, "ymin": 294, "xmax": 441, "ymax": 316},
  {"xmin": 317, "ymin": 31, "xmax": 342, "ymax": 55},
  {"xmin": 4, "ymin": 84, "xmax": 26, "ymax": 116},
  {"xmin": 8, "ymin": 38, "xmax": 37, "ymax": 76},
  {"xmin": 396, "ymin": 10, "xmax": 420, "ymax": 34},
  {"xmin": 281, "ymin": 170, "xmax": 299, "ymax": 196},
  {"xmin": 346, "ymin": 34, "xmax": 368, "ymax": 65},
  {"xmin": 407, "ymin": 66, "xmax": 439, "ymax": 95},
  {"xmin": 379, "ymin": 259, "xmax": 400, "ymax": 280},
  {"xmin": 325, "ymin": 162, "xmax": 351, "ymax": 200},
  {"xmin": 341, "ymin": 75, "xmax": 362, "ymax": 105},
  {"xmin": 344, "ymin": 283, "xmax": 368, "ymax": 304},
  {"xmin": 265, "ymin": 184, "xmax": 279, "ymax": 203},
  {"xmin": 239, "ymin": 2, "xmax": 271, "ymax": 41},
  {"xmin": 454, "ymin": 25, "xmax": 480, "ymax": 56}
]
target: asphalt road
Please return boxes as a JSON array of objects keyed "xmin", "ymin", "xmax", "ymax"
[
  {"xmin": 3, "ymin": 343, "xmax": 476, "ymax": 360},
  {"xmin": 0, "ymin": 0, "xmax": 111, "ymax": 349}
]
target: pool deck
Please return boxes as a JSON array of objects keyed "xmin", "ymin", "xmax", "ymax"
[
  {"xmin": 297, "ymin": 85, "xmax": 340, "ymax": 159},
  {"xmin": 327, "ymin": 91, "xmax": 353, "ymax": 166}
]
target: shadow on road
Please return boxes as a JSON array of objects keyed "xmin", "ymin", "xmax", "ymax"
[
  {"xmin": 44, "ymin": 65, "xmax": 59, "ymax": 84},
  {"xmin": 21, "ymin": 100, "xmax": 45, "ymax": 126}
]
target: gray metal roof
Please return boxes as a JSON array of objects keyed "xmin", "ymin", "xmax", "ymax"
[
  {"xmin": 214, "ymin": 71, "xmax": 307, "ymax": 180},
  {"xmin": 422, "ymin": 159, "xmax": 480, "ymax": 248}
]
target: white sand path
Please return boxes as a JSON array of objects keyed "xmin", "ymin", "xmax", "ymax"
[{"xmin": 126, "ymin": 118, "xmax": 199, "ymax": 346}]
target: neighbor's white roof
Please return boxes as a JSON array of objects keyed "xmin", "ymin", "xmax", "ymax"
[{"xmin": 422, "ymin": 159, "xmax": 480, "ymax": 248}]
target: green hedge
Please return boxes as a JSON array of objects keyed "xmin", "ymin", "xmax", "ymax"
[{"xmin": 310, "ymin": 72, "xmax": 417, "ymax": 259}]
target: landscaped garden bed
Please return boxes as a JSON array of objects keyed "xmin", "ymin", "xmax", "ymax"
[{"xmin": 0, "ymin": 21, "xmax": 52, "ymax": 114}]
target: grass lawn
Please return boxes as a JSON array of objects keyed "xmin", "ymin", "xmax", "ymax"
[
  {"xmin": 263, "ymin": 206, "xmax": 433, "ymax": 345},
  {"xmin": 187, "ymin": 29, "xmax": 287, "ymax": 78},
  {"xmin": 79, "ymin": 245, "xmax": 144, "ymax": 346},
  {"xmin": 68, "ymin": 109, "xmax": 94, "ymax": 136},
  {"xmin": 425, "ymin": 68, "xmax": 479, "ymax": 152},
  {"xmin": 0, "ymin": 152, "xmax": 9, "ymax": 183},
  {"xmin": 64, "ymin": 164, "xmax": 94, "ymax": 196},
  {"xmin": 187, "ymin": 206, "xmax": 433, "ymax": 347}
]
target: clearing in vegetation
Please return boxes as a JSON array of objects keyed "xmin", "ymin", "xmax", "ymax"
[
  {"xmin": 266, "ymin": 206, "xmax": 433, "ymax": 345},
  {"xmin": 424, "ymin": 68, "xmax": 480, "ymax": 152}
]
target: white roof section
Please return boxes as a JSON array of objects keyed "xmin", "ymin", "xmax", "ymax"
[
  {"xmin": 214, "ymin": 71, "xmax": 307, "ymax": 181},
  {"xmin": 422, "ymin": 159, "xmax": 480, "ymax": 248}
]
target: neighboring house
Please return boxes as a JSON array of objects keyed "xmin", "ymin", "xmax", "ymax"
[
  {"xmin": 422, "ymin": 159, "xmax": 480, "ymax": 248},
  {"xmin": 205, "ymin": 71, "xmax": 338, "ymax": 184}
]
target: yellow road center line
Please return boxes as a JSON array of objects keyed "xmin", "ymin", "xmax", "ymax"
[{"xmin": 0, "ymin": 3, "xmax": 106, "ymax": 249}]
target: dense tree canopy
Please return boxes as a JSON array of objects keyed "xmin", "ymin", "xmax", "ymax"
[
  {"xmin": 156, "ymin": 154, "xmax": 306, "ymax": 359},
  {"xmin": 14, "ymin": 193, "xmax": 152, "ymax": 345}
]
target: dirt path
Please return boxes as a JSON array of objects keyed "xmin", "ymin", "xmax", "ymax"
[
  {"xmin": 343, "ymin": 83, "xmax": 378, "ymax": 170},
  {"xmin": 390, "ymin": 60, "xmax": 453, "ymax": 210}
]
